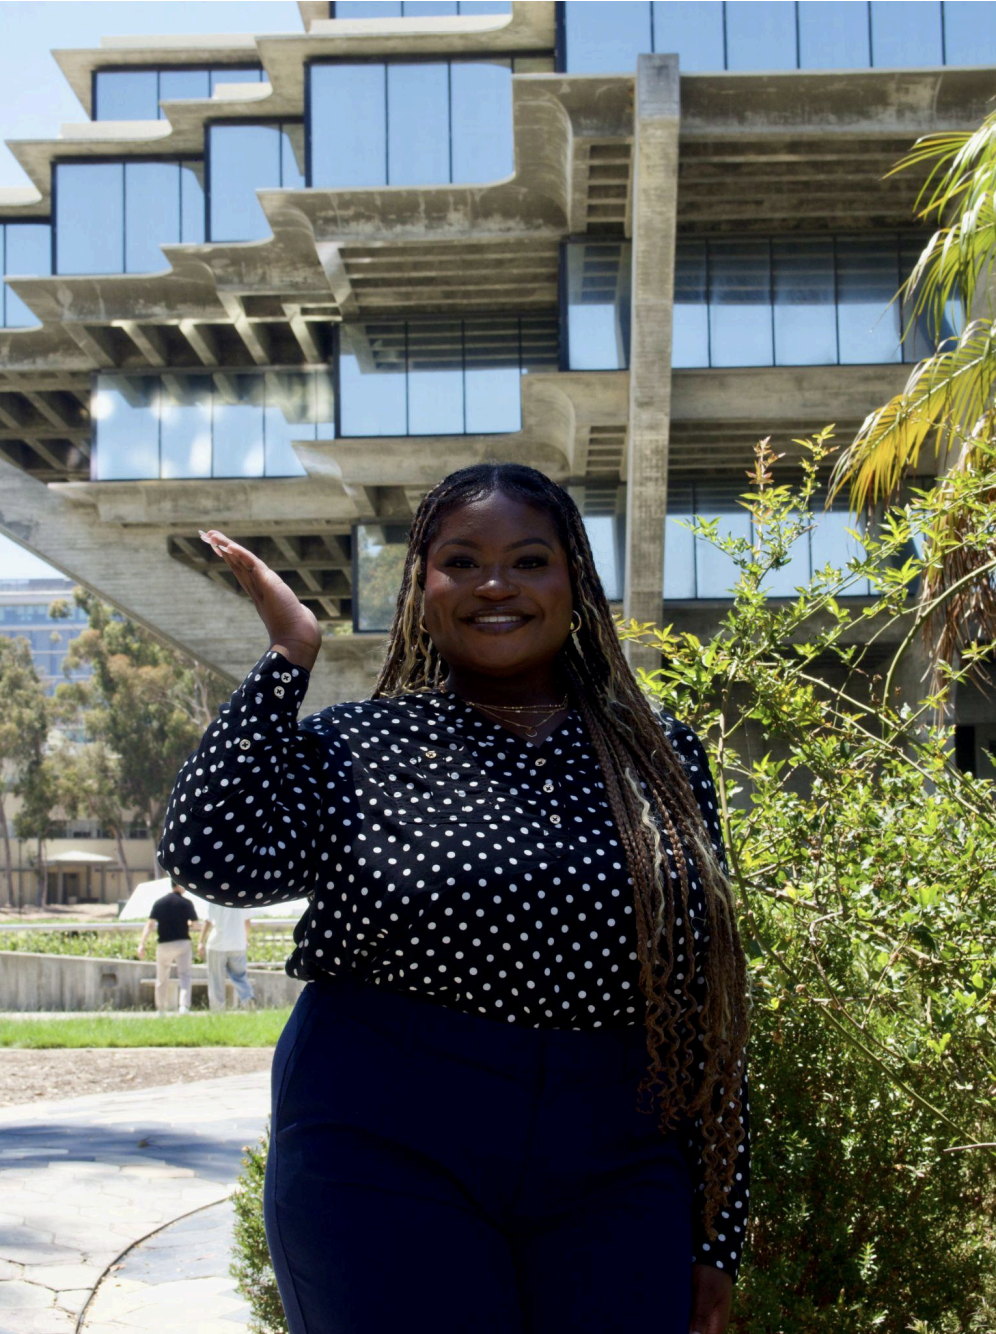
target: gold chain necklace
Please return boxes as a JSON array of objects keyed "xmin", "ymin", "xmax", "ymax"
[{"xmin": 463, "ymin": 697, "xmax": 569, "ymax": 740}]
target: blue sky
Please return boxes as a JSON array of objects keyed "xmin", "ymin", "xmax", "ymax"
[{"xmin": 0, "ymin": 1, "xmax": 303, "ymax": 579}]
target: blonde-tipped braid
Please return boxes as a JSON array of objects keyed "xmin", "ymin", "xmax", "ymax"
[{"xmin": 373, "ymin": 464, "xmax": 749, "ymax": 1239}]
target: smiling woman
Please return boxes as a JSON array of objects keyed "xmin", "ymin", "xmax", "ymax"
[{"xmin": 162, "ymin": 463, "xmax": 751, "ymax": 1334}]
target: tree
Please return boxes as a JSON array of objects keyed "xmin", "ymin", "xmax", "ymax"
[
  {"xmin": 14, "ymin": 753, "xmax": 59, "ymax": 908},
  {"xmin": 0, "ymin": 637, "xmax": 49, "ymax": 908},
  {"xmin": 56, "ymin": 741, "xmax": 134, "ymax": 894},
  {"xmin": 55, "ymin": 590, "xmax": 228, "ymax": 875},
  {"xmin": 830, "ymin": 106, "xmax": 996, "ymax": 686}
]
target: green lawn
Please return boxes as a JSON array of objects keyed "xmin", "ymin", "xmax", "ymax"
[{"xmin": 1, "ymin": 1008, "xmax": 292, "ymax": 1048}]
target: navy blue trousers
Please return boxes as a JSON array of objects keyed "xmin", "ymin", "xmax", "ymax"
[{"xmin": 264, "ymin": 975, "xmax": 694, "ymax": 1334}]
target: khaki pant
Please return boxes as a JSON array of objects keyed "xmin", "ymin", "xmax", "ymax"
[{"xmin": 155, "ymin": 939, "xmax": 193, "ymax": 1010}]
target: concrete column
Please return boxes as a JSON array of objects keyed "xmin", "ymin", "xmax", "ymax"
[{"xmin": 623, "ymin": 54, "xmax": 680, "ymax": 673}]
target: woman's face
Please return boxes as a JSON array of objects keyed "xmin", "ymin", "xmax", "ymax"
[{"xmin": 422, "ymin": 492, "xmax": 573, "ymax": 684}]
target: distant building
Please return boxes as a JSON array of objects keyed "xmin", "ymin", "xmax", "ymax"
[{"xmin": 0, "ymin": 578, "xmax": 89, "ymax": 695}]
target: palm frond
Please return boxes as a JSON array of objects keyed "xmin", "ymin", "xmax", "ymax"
[{"xmin": 829, "ymin": 319, "xmax": 996, "ymax": 511}]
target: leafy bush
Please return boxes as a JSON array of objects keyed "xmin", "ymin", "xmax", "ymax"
[
  {"xmin": 231, "ymin": 437, "xmax": 996, "ymax": 1332},
  {"xmin": 231, "ymin": 1127, "xmax": 288, "ymax": 1334},
  {"xmin": 619, "ymin": 435, "xmax": 996, "ymax": 1332},
  {"xmin": 0, "ymin": 928, "xmax": 294, "ymax": 965}
]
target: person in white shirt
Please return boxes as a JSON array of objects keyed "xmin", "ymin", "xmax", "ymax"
[{"xmin": 196, "ymin": 901, "xmax": 255, "ymax": 1010}]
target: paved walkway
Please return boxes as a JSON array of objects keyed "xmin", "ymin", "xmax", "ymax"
[{"xmin": 0, "ymin": 1072, "xmax": 270, "ymax": 1334}]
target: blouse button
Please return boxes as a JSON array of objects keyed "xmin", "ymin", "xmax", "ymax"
[
  {"xmin": 550, "ymin": 812, "xmax": 561, "ymax": 824},
  {"xmin": 535, "ymin": 757, "xmax": 547, "ymax": 767},
  {"xmin": 238, "ymin": 738, "xmax": 251, "ymax": 751},
  {"xmin": 274, "ymin": 685, "xmax": 285, "ymax": 699},
  {"xmin": 542, "ymin": 780, "xmax": 554, "ymax": 793},
  {"xmin": 280, "ymin": 672, "xmax": 292, "ymax": 683}
]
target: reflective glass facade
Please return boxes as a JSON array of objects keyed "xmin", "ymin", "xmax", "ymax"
[
  {"xmin": 54, "ymin": 161, "xmax": 204, "ymax": 274},
  {"xmin": 92, "ymin": 370, "xmax": 335, "ymax": 480},
  {"xmin": 333, "ymin": 3, "xmax": 510, "ymax": 16},
  {"xmin": 308, "ymin": 59, "xmax": 513, "ymax": 188},
  {"xmin": 93, "ymin": 66, "xmax": 266, "ymax": 120},
  {"xmin": 564, "ymin": 241, "xmax": 631, "ymax": 371},
  {"xmin": 567, "ymin": 235, "xmax": 953, "ymax": 370},
  {"xmin": 664, "ymin": 481, "xmax": 873, "ymax": 600},
  {"xmin": 339, "ymin": 316, "xmax": 557, "ymax": 436},
  {"xmin": 0, "ymin": 590, "xmax": 89, "ymax": 696},
  {"xmin": 207, "ymin": 122, "xmax": 304, "ymax": 241},
  {"xmin": 1, "ymin": 222, "xmax": 51, "ymax": 327},
  {"xmin": 561, "ymin": 1, "xmax": 996, "ymax": 72}
]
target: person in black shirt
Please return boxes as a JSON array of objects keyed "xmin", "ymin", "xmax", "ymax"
[
  {"xmin": 162, "ymin": 464, "xmax": 751, "ymax": 1334},
  {"xmin": 137, "ymin": 881, "xmax": 198, "ymax": 1013}
]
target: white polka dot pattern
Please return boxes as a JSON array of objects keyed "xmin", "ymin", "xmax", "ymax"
[{"xmin": 158, "ymin": 649, "xmax": 750, "ymax": 1279}]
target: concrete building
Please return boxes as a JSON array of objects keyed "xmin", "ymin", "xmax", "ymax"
[
  {"xmin": 0, "ymin": 576, "xmax": 89, "ymax": 695},
  {"xmin": 1, "ymin": 1, "xmax": 995, "ymax": 769}
]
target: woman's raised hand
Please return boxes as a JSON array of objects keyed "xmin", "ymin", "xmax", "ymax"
[{"xmin": 199, "ymin": 529, "xmax": 322, "ymax": 673}]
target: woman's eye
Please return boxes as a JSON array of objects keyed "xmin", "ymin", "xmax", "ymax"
[
  {"xmin": 445, "ymin": 557, "xmax": 476, "ymax": 569},
  {"xmin": 517, "ymin": 556, "xmax": 547, "ymax": 569}
]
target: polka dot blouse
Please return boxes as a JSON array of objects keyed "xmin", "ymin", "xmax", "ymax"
[{"xmin": 159, "ymin": 650, "xmax": 751, "ymax": 1279}]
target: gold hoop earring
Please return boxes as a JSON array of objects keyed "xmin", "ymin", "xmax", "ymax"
[{"xmin": 570, "ymin": 610, "xmax": 582, "ymax": 634}]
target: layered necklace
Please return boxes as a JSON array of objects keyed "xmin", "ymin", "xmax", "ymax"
[{"xmin": 461, "ymin": 694, "xmax": 570, "ymax": 740}]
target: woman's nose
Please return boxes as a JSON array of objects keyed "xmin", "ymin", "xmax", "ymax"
[{"xmin": 475, "ymin": 567, "xmax": 517, "ymax": 596}]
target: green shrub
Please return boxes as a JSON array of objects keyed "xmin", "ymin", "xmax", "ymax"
[
  {"xmin": 231, "ymin": 1126, "xmax": 288, "ymax": 1334},
  {"xmin": 0, "ymin": 928, "xmax": 294, "ymax": 965}
]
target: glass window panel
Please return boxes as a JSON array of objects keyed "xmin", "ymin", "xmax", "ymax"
[
  {"xmin": 309, "ymin": 64, "xmax": 387, "ymax": 187},
  {"xmin": 404, "ymin": 1, "xmax": 458, "ymax": 13},
  {"xmin": 651, "ymin": 2, "xmax": 725, "ymax": 70},
  {"xmin": 3, "ymin": 223, "xmax": 51, "ymax": 328},
  {"xmin": 664, "ymin": 490, "xmax": 696, "ymax": 599},
  {"xmin": 564, "ymin": 0, "xmax": 652, "ymax": 73},
  {"xmin": 870, "ymin": 0, "xmax": 942, "ymax": 66},
  {"xmin": 450, "ymin": 61, "xmax": 513, "ymax": 184},
  {"xmin": 708, "ymin": 238, "xmax": 773, "ymax": 367},
  {"xmin": 179, "ymin": 161, "xmax": 206, "ymax": 244},
  {"xmin": 464, "ymin": 318, "xmax": 521, "ymax": 432},
  {"xmin": 458, "ymin": 1, "xmax": 512, "ymax": 12},
  {"xmin": 724, "ymin": 0, "xmax": 798, "ymax": 69},
  {"xmin": 672, "ymin": 239, "xmax": 709, "ymax": 368},
  {"xmin": 387, "ymin": 63, "xmax": 449, "ymax": 185},
  {"xmin": 95, "ymin": 71, "xmax": 158, "ymax": 120},
  {"xmin": 811, "ymin": 506, "xmax": 871, "ymax": 594},
  {"xmin": 158, "ymin": 69, "xmax": 210, "ymax": 107},
  {"xmin": 566, "ymin": 241, "xmax": 632, "ymax": 370},
  {"xmin": 836, "ymin": 235, "xmax": 901, "ymax": 364},
  {"xmin": 209, "ymin": 67, "xmax": 263, "ymax": 93},
  {"xmin": 772, "ymin": 236, "xmax": 836, "ymax": 365},
  {"xmin": 407, "ymin": 322, "xmax": 464, "ymax": 434},
  {"xmin": 336, "ymin": 1, "xmax": 403, "ymax": 14},
  {"xmin": 355, "ymin": 523, "xmax": 408, "ymax": 633},
  {"xmin": 55, "ymin": 163, "xmax": 123, "ymax": 274},
  {"xmin": 208, "ymin": 124, "xmax": 281, "ymax": 241},
  {"xmin": 124, "ymin": 162, "xmax": 179, "ymax": 273},
  {"xmin": 943, "ymin": 1, "xmax": 996, "ymax": 64},
  {"xmin": 160, "ymin": 375, "xmax": 213, "ymax": 478},
  {"xmin": 584, "ymin": 515, "xmax": 622, "ymax": 600},
  {"xmin": 212, "ymin": 374, "xmax": 265, "ymax": 476},
  {"xmin": 339, "ymin": 326, "xmax": 407, "ymax": 435},
  {"xmin": 280, "ymin": 123, "xmax": 306, "ymax": 188},
  {"xmin": 798, "ymin": 1, "xmax": 871, "ymax": 69},
  {"xmin": 93, "ymin": 375, "xmax": 159, "ymax": 480},
  {"xmin": 695, "ymin": 502, "xmax": 750, "ymax": 599},
  {"xmin": 264, "ymin": 372, "xmax": 311, "ymax": 475}
]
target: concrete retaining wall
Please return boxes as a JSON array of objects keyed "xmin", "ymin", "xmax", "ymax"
[{"xmin": 0, "ymin": 952, "xmax": 305, "ymax": 1012}]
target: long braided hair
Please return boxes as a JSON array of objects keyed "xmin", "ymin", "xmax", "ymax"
[{"xmin": 374, "ymin": 463, "xmax": 749, "ymax": 1239}]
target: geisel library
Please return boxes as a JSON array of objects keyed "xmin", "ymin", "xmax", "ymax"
[{"xmin": 3, "ymin": 0, "xmax": 996, "ymax": 770}]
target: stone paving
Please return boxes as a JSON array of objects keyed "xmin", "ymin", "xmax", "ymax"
[{"xmin": 0, "ymin": 1072, "xmax": 269, "ymax": 1334}]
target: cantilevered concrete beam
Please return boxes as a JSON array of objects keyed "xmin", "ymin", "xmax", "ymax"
[{"xmin": 624, "ymin": 55, "xmax": 679, "ymax": 671}]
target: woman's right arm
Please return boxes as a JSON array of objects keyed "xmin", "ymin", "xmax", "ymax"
[
  {"xmin": 158, "ymin": 529, "xmax": 343, "ymax": 908},
  {"xmin": 158, "ymin": 649, "xmax": 348, "ymax": 907}
]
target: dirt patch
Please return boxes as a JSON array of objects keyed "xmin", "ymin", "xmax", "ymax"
[{"xmin": 0, "ymin": 1046, "xmax": 273, "ymax": 1108}]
